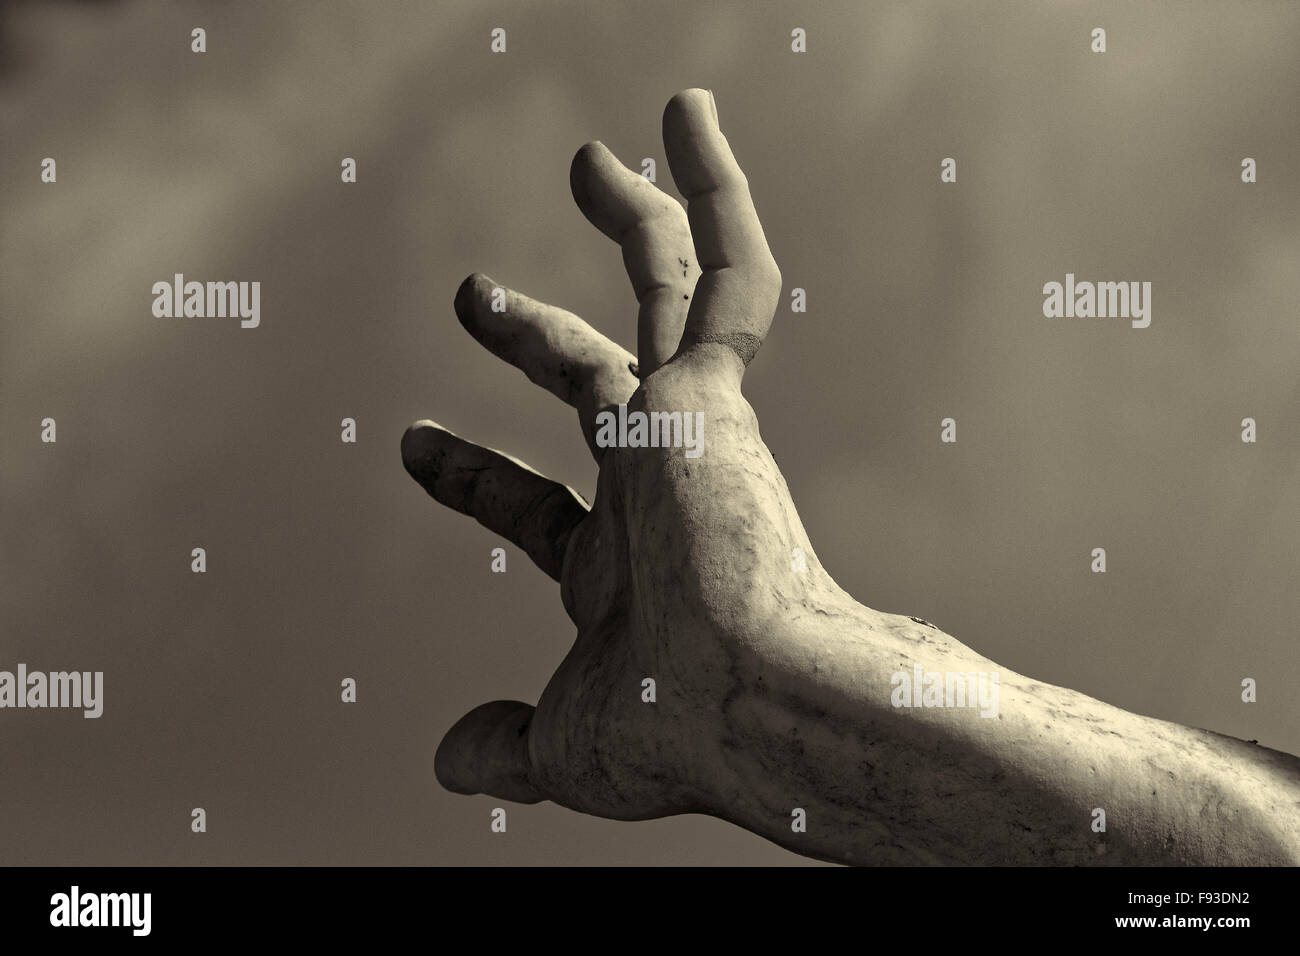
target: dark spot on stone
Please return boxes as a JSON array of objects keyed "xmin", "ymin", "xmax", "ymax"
[
  {"xmin": 628, "ymin": 361, "xmax": 639, "ymax": 377},
  {"xmin": 910, "ymin": 616, "xmax": 937, "ymax": 628}
]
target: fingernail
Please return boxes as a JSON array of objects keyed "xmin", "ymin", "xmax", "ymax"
[{"xmin": 707, "ymin": 89, "xmax": 719, "ymax": 126}]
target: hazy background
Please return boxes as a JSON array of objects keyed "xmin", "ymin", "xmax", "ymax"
[{"xmin": 2, "ymin": 0, "xmax": 1297, "ymax": 865}]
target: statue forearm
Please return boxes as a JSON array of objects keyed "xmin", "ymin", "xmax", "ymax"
[{"xmin": 704, "ymin": 601, "xmax": 1300, "ymax": 866}]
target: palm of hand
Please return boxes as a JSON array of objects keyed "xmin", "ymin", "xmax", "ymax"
[{"xmin": 403, "ymin": 89, "xmax": 804, "ymax": 824}]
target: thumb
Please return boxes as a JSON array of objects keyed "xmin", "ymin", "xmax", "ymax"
[{"xmin": 434, "ymin": 700, "xmax": 546, "ymax": 804}]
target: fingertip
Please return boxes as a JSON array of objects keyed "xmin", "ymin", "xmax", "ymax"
[
  {"xmin": 666, "ymin": 87, "xmax": 712, "ymax": 111},
  {"xmin": 453, "ymin": 273, "xmax": 478, "ymax": 324},
  {"xmin": 569, "ymin": 141, "xmax": 598, "ymax": 208},
  {"xmin": 663, "ymin": 88, "xmax": 716, "ymax": 135},
  {"xmin": 434, "ymin": 700, "xmax": 540, "ymax": 801},
  {"xmin": 400, "ymin": 420, "xmax": 448, "ymax": 480},
  {"xmin": 570, "ymin": 139, "xmax": 608, "ymax": 178},
  {"xmin": 453, "ymin": 272, "xmax": 496, "ymax": 326},
  {"xmin": 570, "ymin": 140, "xmax": 625, "ymax": 224},
  {"xmin": 433, "ymin": 717, "xmax": 477, "ymax": 795}
]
